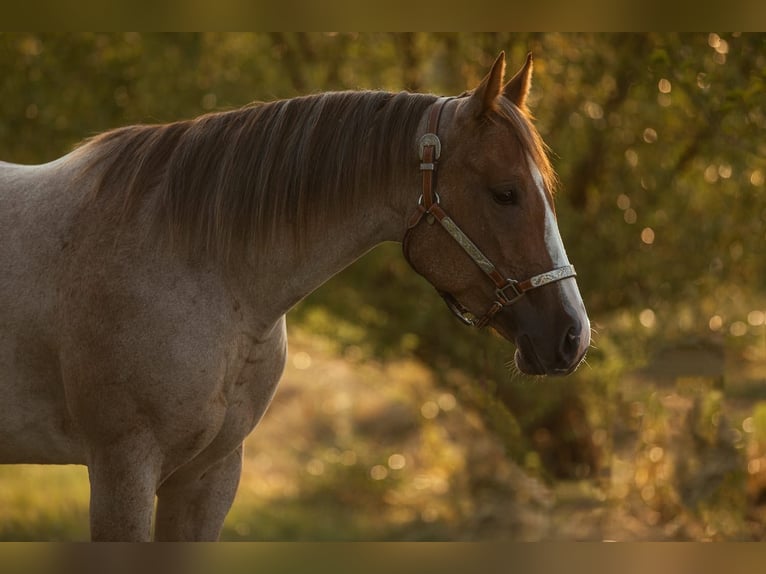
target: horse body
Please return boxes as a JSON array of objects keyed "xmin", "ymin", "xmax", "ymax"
[
  {"xmin": 0, "ymin": 52, "xmax": 590, "ymax": 540},
  {"xmin": 0, "ymin": 139, "xmax": 406, "ymax": 540},
  {"xmin": 0, "ymin": 147, "xmax": 385, "ymax": 526}
]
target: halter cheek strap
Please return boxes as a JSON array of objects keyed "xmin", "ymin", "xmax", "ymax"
[{"xmin": 402, "ymin": 97, "xmax": 577, "ymax": 328}]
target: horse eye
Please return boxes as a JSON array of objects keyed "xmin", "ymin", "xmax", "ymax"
[{"xmin": 492, "ymin": 188, "xmax": 518, "ymax": 206}]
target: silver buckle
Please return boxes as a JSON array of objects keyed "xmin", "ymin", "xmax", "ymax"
[
  {"xmin": 418, "ymin": 133, "xmax": 442, "ymax": 161},
  {"xmin": 496, "ymin": 280, "xmax": 524, "ymax": 305}
]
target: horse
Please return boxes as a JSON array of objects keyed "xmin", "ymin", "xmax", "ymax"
[{"xmin": 0, "ymin": 51, "xmax": 589, "ymax": 541}]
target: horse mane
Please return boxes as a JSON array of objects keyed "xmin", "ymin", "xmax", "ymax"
[
  {"xmin": 80, "ymin": 90, "xmax": 437, "ymax": 261},
  {"xmin": 79, "ymin": 90, "xmax": 555, "ymax": 262}
]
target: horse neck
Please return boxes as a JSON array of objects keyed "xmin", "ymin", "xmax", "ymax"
[
  {"xmin": 241, "ymin": 166, "xmax": 419, "ymax": 324},
  {"xmin": 247, "ymin": 101, "xmax": 441, "ymax": 321}
]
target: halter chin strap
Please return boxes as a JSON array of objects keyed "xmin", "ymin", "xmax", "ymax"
[{"xmin": 402, "ymin": 97, "xmax": 577, "ymax": 328}]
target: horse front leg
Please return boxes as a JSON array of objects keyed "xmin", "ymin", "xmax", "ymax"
[
  {"xmin": 87, "ymin": 431, "xmax": 162, "ymax": 542},
  {"xmin": 154, "ymin": 445, "xmax": 243, "ymax": 541}
]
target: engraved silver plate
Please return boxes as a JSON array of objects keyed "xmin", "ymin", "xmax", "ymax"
[
  {"xmin": 528, "ymin": 265, "xmax": 576, "ymax": 288},
  {"xmin": 439, "ymin": 217, "xmax": 496, "ymax": 275}
]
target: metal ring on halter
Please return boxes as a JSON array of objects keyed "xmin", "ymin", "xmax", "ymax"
[
  {"xmin": 438, "ymin": 291, "xmax": 478, "ymax": 327},
  {"xmin": 417, "ymin": 192, "xmax": 441, "ymax": 206}
]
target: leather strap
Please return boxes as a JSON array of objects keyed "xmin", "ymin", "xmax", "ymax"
[{"xmin": 420, "ymin": 97, "xmax": 450, "ymax": 208}]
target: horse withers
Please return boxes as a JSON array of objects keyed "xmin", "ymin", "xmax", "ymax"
[{"xmin": 0, "ymin": 51, "xmax": 589, "ymax": 540}]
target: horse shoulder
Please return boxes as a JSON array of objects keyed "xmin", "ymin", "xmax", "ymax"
[{"xmin": 0, "ymin": 156, "xmax": 96, "ymax": 464}]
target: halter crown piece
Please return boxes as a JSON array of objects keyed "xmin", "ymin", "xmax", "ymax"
[{"xmin": 402, "ymin": 97, "xmax": 577, "ymax": 328}]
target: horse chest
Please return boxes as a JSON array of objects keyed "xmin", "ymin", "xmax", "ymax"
[{"xmin": 194, "ymin": 318, "xmax": 288, "ymax": 456}]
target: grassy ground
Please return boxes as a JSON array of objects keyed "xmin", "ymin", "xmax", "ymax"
[
  {"xmin": 0, "ymin": 465, "xmax": 89, "ymax": 541},
  {"xmin": 2, "ymin": 326, "xmax": 765, "ymax": 541}
]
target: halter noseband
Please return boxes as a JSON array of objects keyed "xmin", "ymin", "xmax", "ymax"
[{"xmin": 402, "ymin": 97, "xmax": 577, "ymax": 328}]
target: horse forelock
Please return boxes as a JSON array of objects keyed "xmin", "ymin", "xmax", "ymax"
[
  {"xmin": 81, "ymin": 90, "xmax": 437, "ymax": 262},
  {"xmin": 493, "ymin": 98, "xmax": 559, "ymax": 197}
]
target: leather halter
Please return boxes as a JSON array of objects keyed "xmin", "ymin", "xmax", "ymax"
[{"xmin": 402, "ymin": 97, "xmax": 577, "ymax": 328}]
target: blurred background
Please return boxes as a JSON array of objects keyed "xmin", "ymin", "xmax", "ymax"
[{"xmin": 1, "ymin": 32, "xmax": 765, "ymax": 540}]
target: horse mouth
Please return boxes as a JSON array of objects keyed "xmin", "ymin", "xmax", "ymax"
[
  {"xmin": 514, "ymin": 336, "xmax": 546, "ymax": 375},
  {"xmin": 514, "ymin": 335, "xmax": 586, "ymax": 377}
]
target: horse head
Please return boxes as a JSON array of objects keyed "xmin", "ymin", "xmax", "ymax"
[{"xmin": 404, "ymin": 52, "xmax": 590, "ymax": 376}]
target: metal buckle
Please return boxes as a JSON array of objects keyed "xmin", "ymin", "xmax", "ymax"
[
  {"xmin": 496, "ymin": 280, "xmax": 524, "ymax": 305},
  {"xmin": 418, "ymin": 133, "xmax": 442, "ymax": 161}
]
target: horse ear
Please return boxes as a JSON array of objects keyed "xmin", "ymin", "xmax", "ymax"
[
  {"xmin": 466, "ymin": 51, "xmax": 506, "ymax": 118},
  {"xmin": 503, "ymin": 52, "xmax": 533, "ymax": 110}
]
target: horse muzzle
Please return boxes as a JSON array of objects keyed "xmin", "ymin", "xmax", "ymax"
[
  {"xmin": 514, "ymin": 324, "xmax": 589, "ymax": 376},
  {"xmin": 492, "ymin": 279, "xmax": 591, "ymax": 376}
]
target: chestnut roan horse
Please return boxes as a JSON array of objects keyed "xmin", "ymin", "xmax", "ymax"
[{"xmin": 0, "ymin": 52, "xmax": 589, "ymax": 540}]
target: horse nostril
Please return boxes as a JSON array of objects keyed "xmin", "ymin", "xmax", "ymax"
[{"xmin": 560, "ymin": 325, "xmax": 581, "ymax": 362}]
